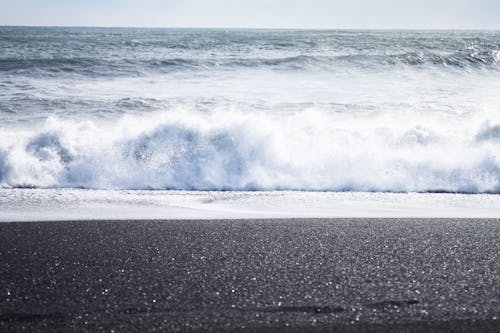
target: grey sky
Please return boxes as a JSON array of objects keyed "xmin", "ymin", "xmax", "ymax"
[{"xmin": 1, "ymin": 0, "xmax": 499, "ymax": 29}]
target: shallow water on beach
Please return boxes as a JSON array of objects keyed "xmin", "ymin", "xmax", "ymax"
[
  {"xmin": 1, "ymin": 28, "xmax": 500, "ymax": 193},
  {"xmin": 1, "ymin": 189, "xmax": 499, "ymax": 221}
]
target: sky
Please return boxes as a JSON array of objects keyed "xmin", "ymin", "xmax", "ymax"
[{"xmin": 1, "ymin": 0, "xmax": 499, "ymax": 29}]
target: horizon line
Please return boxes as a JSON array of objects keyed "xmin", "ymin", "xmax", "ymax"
[{"xmin": 1, "ymin": 24, "xmax": 499, "ymax": 32}]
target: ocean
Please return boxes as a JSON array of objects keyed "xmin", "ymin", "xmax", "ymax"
[
  {"xmin": 2, "ymin": 27, "xmax": 500, "ymax": 333},
  {"xmin": 0, "ymin": 27, "xmax": 499, "ymax": 194}
]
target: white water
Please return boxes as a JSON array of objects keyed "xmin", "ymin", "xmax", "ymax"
[
  {"xmin": 1, "ymin": 189, "xmax": 499, "ymax": 222},
  {"xmin": 1, "ymin": 90, "xmax": 499, "ymax": 193},
  {"xmin": 1, "ymin": 28, "xmax": 500, "ymax": 196}
]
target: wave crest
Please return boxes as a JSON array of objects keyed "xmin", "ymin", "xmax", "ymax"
[
  {"xmin": 0, "ymin": 111, "xmax": 499, "ymax": 193},
  {"xmin": 2, "ymin": 50, "xmax": 499, "ymax": 77}
]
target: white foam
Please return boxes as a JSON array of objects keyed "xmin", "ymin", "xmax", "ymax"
[
  {"xmin": 0, "ymin": 189, "xmax": 499, "ymax": 222},
  {"xmin": 0, "ymin": 102, "xmax": 499, "ymax": 193},
  {"xmin": 1, "ymin": 61, "xmax": 500, "ymax": 193}
]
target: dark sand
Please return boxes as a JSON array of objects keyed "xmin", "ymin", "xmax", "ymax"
[{"xmin": 0, "ymin": 218, "xmax": 499, "ymax": 332}]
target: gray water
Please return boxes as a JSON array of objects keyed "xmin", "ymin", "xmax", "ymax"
[{"xmin": 1, "ymin": 27, "xmax": 499, "ymax": 192}]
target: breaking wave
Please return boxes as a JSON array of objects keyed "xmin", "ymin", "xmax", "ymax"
[{"xmin": 0, "ymin": 110, "xmax": 499, "ymax": 193}]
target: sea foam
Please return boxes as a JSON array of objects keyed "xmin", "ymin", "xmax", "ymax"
[{"xmin": 0, "ymin": 107, "xmax": 499, "ymax": 193}]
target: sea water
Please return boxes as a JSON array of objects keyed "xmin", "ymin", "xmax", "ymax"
[{"xmin": 1, "ymin": 27, "xmax": 499, "ymax": 195}]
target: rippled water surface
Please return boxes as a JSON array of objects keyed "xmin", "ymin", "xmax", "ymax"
[{"xmin": 1, "ymin": 27, "xmax": 499, "ymax": 192}]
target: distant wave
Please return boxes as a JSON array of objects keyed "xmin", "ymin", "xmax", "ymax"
[
  {"xmin": 0, "ymin": 111, "xmax": 498, "ymax": 193},
  {"xmin": 1, "ymin": 49, "xmax": 499, "ymax": 77}
]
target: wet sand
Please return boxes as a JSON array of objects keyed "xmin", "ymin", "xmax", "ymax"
[{"xmin": 0, "ymin": 218, "xmax": 499, "ymax": 332}]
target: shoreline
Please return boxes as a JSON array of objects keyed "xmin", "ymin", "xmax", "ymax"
[
  {"xmin": 2, "ymin": 189, "xmax": 500, "ymax": 222},
  {"xmin": 1, "ymin": 218, "xmax": 498, "ymax": 332}
]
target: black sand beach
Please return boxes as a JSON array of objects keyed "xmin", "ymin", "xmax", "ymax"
[{"xmin": 0, "ymin": 218, "xmax": 499, "ymax": 332}]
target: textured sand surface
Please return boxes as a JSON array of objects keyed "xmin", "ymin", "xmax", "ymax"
[{"xmin": 1, "ymin": 218, "xmax": 499, "ymax": 332}]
